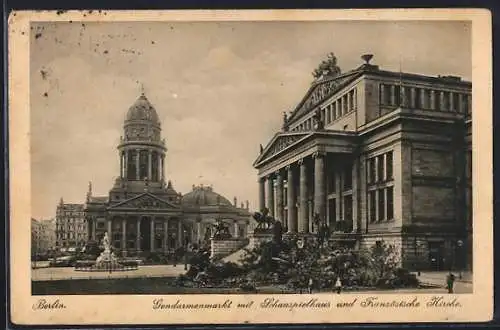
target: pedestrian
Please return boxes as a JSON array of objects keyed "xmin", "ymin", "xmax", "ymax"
[
  {"xmin": 335, "ymin": 276, "xmax": 342, "ymax": 294},
  {"xmin": 446, "ymin": 272, "xmax": 456, "ymax": 294},
  {"xmin": 308, "ymin": 278, "xmax": 314, "ymax": 294}
]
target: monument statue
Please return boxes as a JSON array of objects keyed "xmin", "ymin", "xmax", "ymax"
[
  {"xmin": 312, "ymin": 52, "xmax": 342, "ymax": 80},
  {"xmin": 252, "ymin": 208, "xmax": 275, "ymax": 231},
  {"xmin": 212, "ymin": 219, "xmax": 232, "ymax": 240}
]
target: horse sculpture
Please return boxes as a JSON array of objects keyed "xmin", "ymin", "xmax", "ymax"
[
  {"xmin": 211, "ymin": 219, "xmax": 232, "ymax": 240},
  {"xmin": 252, "ymin": 208, "xmax": 275, "ymax": 230}
]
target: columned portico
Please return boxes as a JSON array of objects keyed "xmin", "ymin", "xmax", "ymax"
[{"xmin": 253, "ymin": 130, "xmax": 358, "ymax": 237}]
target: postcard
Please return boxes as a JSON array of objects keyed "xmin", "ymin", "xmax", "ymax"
[{"xmin": 8, "ymin": 9, "xmax": 493, "ymax": 325}]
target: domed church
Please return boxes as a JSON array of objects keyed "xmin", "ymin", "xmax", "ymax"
[{"xmin": 84, "ymin": 92, "xmax": 251, "ymax": 256}]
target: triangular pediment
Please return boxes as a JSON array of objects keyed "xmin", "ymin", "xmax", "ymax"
[
  {"xmin": 288, "ymin": 71, "xmax": 361, "ymax": 122},
  {"xmin": 254, "ymin": 132, "xmax": 310, "ymax": 166},
  {"xmin": 108, "ymin": 192, "xmax": 179, "ymax": 210}
]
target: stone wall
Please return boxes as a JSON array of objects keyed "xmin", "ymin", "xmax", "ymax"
[{"xmin": 210, "ymin": 238, "xmax": 248, "ymax": 260}]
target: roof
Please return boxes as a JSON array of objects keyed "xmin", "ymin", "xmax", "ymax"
[
  {"xmin": 286, "ymin": 62, "xmax": 471, "ymax": 126},
  {"xmin": 88, "ymin": 196, "xmax": 109, "ymax": 204},
  {"xmin": 182, "ymin": 185, "xmax": 233, "ymax": 207},
  {"xmin": 125, "ymin": 93, "xmax": 160, "ymax": 125}
]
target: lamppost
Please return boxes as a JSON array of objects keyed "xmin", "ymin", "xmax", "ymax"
[
  {"xmin": 456, "ymin": 239, "xmax": 464, "ymax": 280},
  {"xmin": 184, "ymin": 230, "xmax": 188, "ymax": 271},
  {"xmin": 416, "ymin": 241, "xmax": 424, "ymax": 276}
]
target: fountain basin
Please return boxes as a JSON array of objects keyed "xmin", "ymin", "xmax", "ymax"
[{"xmin": 74, "ymin": 259, "xmax": 139, "ymax": 272}]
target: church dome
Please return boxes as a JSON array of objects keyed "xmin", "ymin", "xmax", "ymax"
[
  {"xmin": 126, "ymin": 93, "xmax": 160, "ymax": 125},
  {"xmin": 182, "ymin": 185, "xmax": 233, "ymax": 207}
]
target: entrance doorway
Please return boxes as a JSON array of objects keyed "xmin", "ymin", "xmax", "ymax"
[
  {"xmin": 428, "ymin": 241, "xmax": 445, "ymax": 271},
  {"xmin": 140, "ymin": 217, "xmax": 151, "ymax": 251}
]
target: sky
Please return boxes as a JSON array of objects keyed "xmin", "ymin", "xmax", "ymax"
[{"xmin": 30, "ymin": 20, "xmax": 471, "ymax": 219}]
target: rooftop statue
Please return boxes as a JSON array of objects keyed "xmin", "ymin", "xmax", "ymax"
[{"xmin": 312, "ymin": 52, "xmax": 342, "ymax": 80}]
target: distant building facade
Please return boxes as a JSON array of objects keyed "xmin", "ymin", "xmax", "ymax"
[
  {"xmin": 84, "ymin": 92, "xmax": 251, "ymax": 256},
  {"xmin": 31, "ymin": 218, "xmax": 56, "ymax": 255},
  {"xmin": 254, "ymin": 54, "xmax": 472, "ymax": 271},
  {"xmin": 55, "ymin": 200, "xmax": 87, "ymax": 250}
]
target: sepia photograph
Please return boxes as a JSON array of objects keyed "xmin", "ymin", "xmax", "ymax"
[{"xmin": 9, "ymin": 9, "xmax": 492, "ymax": 325}]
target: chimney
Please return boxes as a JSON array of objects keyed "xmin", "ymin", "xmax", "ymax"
[{"xmin": 233, "ymin": 197, "xmax": 237, "ymax": 207}]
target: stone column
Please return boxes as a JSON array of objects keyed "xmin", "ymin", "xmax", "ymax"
[
  {"xmin": 401, "ymin": 86, "xmax": 407, "ymax": 107},
  {"xmin": 352, "ymin": 156, "xmax": 359, "ymax": 232},
  {"xmin": 258, "ymin": 178, "xmax": 266, "ymax": 212},
  {"xmin": 150, "ymin": 218, "xmax": 155, "ymax": 252},
  {"xmin": 410, "ymin": 87, "xmax": 416, "ymax": 108},
  {"xmin": 107, "ymin": 217, "xmax": 112, "ymax": 239},
  {"xmin": 440, "ymin": 91, "xmax": 446, "ymax": 111},
  {"xmin": 346, "ymin": 92, "xmax": 351, "ymax": 112},
  {"xmin": 430, "ymin": 90, "xmax": 436, "ymax": 110},
  {"xmin": 266, "ymin": 175, "xmax": 275, "ymax": 216},
  {"xmin": 136, "ymin": 217, "xmax": 141, "ymax": 253},
  {"xmin": 390, "ymin": 85, "xmax": 396, "ymax": 105},
  {"xmin": 197, "ymin": 221, "xmax": 202, "ymax": 242},
  {"xmin": 298, "ymin": 158, "xmax": 309, "ymax": 233},
  {"xmin": 234, "ymin": 222, "xmax": 239, "ymax": 238},
  {"xmin": 135, "ymin": 149, "xmax": 140, "ymax": 180},
  {"xmin": 148, "ymin": 150, "xmax": 152, "ymax": 181},
  {"xmin": 179, "ymin": 221, "xmax": 184, "ymax": 248},
  {"xmin": 359, "ymin": 156, "xmax": 367, "ymax": 233},
  {"xmin": 91, "ymin": 218, "xmax": 96, "ymax": 241},
  {"xmin": 157, "ymin": 154, "xmax": 162, "ymax": 182},
  {"xmin": 276, "ymin": 170, "xmax": 284, "ymax": 222},
  {"xmin": 449, "ymin": 92, "xmax": 455, "ymax": 111},
  {"xmin": 313, "ymin": 152, "xmax": 326, "ymax": 226},
  {"xmin": 120, "ymin": 152, "xmax": 124, "ymax": 178},
  {"xmin": 121, "ymin": 218, "xmax": 126, "ymax": 251},
  {"xmin": 163, "ymin": 219, "xmax": 169, "ymax": 253},
  {"xmin": 286, "ymin": 164, "xmax": 297, "ymax": 233},
  {"xmin": 458, "ymin": 93, "xmax": 464, "ymax": 113},
  {"xmin": 421, "ymin": 89, "xmax": 427, "ymax": 109},
  {"xmin": 124, "ymin": 150, "xmax": 129, "ymax": 180},
  {"xmin": 161, "ymin": 155, "xmax": 165, "ymax": 182}
]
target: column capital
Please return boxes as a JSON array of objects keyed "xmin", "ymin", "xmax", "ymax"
[
  {"xmin": 285, "ymin": 164, "xmax": 293, "ymax": 171},
  {"xmin": 312, "ymin": 151, "xmax": 327, "ymax": 159},
  {"xmin": 275, "ymin": 169, "xmax": 284, "ymax": 178},
  {"xmin": 298, "ymin": 158, "xmax": 306, "ymax": 166}
]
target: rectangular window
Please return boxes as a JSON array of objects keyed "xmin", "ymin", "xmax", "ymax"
[
  {"xmin": 378, "ymin": 189, "xmax": 385, "ymax": 221},
  {"xmin": 394, "ymin": 85, "xmax": 401, "ymax": 105},
  {"xmin": 434, "ymin": 91, "xmax": 441, "ymax": 110},
  {"xmin": 386, "ymin": 151, "xmax": 393, "ymax": 180},
  {"xmin": 344, "ymin": 195, "xmax": 353, "ymax": 222},
  {"xmin": 386, "ymin": 187, "xmax": 394, "ymax": 220},
  {"xmin": 369, "ymin": 191, "xmax": 376, "ymax": 223},
  {"xmin": 377, "ymin": 154, "xmax": 384, "ymax": 182},
  {"xmin": 452, "ymin": 93, "xmax": 459, "ymax": 112},
  {"xmin": 443, "ymin": 91, "xmax": 450, "ymax": 111},
  {"xmin": 328, "ymin": 198, "xmax": 336, "ymax": 227},
  {"xmin": 368, "ymin": 158, "xmax": 376, "ymax": 184},
  {"xmin": 415, "ymin": 88, "xmax": 422, "ymax": 108},
  {"xmin": 343, "ymin": 164, "xmax": 352, "ymax": 190},
  {"xmin": 328, "ymin": 172, "xmax": 336, "ymax": 194}
]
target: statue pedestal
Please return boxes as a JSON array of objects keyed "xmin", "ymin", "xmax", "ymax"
[{"xmin": 248, "ymin": 230, "xmax": 274, "ymax": 250}]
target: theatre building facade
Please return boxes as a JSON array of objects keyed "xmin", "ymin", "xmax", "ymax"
[
  {"xmin": 254, "ymin": 54, "xmax": 472, "ymax": 271},
  {"xmin": 85, "ymin": 93, "xmax": 251, "ymax": 256}
]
